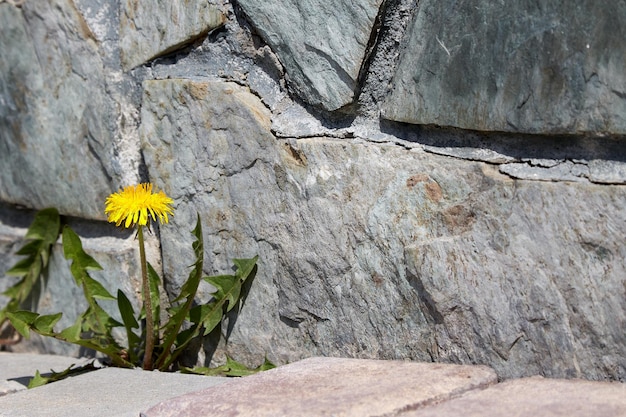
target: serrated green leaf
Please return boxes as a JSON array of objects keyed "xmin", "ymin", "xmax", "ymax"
[
  {"xmin": 204, "ymin": 274, "xmax": 239, "ymax": 313},
  {"xmin": 233, "ymin": 256, "xmax": 258, "ymax": 282},
  {"xmin": 257, "ymin": 357, "xmax": 276, "ymax": 372},
  {"xmin": 226, "ymin": 356, "xmax": 276, "ymax": 377},
  {"xmin": 220, "ymin": 357, "xmax": 261, "ymax": 377},
  {"xmin": 61, "ymin": 226, "xmax": 81, "ymax": 258},
  {"xmin": 2, "ymin": 283, "xmax": 19, "ymax": 299},
  {"xmin": 155, "ymin": 214, "xmax": 204, "ymax": 371},
  {"xmin": 192, "ymin": 301, "xmax": 226, "ymax": 337},
  {"xmin": 27, "ymin": 370, "xmax": 49, "ymax": 389},
  {"xmin": 60, "ymin": 225, "xmax": 124, "ymax": 355},
  {"xmin": 62, "ymin": 226, "xmax": 102, "ymax": 275},
  {"xmin": 25, "ymin": 208, "xmax": 60, "ymax": 244},
  {"xmin": 5, "ymin": 257, "xmax": 37, "ymax": 277},
  {"xmin": 117, "ymin": 290, "xmax": 138, "ymax": 329},
  {"xmin": 33, "ymin": 313, "xmax": 62, "ymax": 334},
  {"xmin": 27, "ymin": 361, "xmax": 99, "ymax": 389},
  {"xmin": 117, "ymin": 289, "xmax": 140, "ymax": 361},
  {"xmin": 88, "ymin": 303, "xmax": 123, "ymax": 332},
  {"xmin": 165, "ymin": 303, "xmax": 183, "ymax": 319},
  {"xmin": 182, "ymin": 356, "xmax": 275, "ymax": 377},
  {"xmin": 181, "ymin": 364, "xmax": 227, "ymax": 376},
  {"xmin": 7, "ymin": 311, "xmax": 38, "ymax": 338},
  {"xmin": 59, "ymin": 320, "xmax": 82, "ymax": 343},
  {"xmin": 174, "ymin": 327, "xmax": 196, "ymax": 347},
  {"xmin": 14, "ymin": 240, "xmax": 41, "ymax": 256},
  {"xmin": 147, "ymin": 262, "xmax": 161, "ymax": 327},
  {"xmin": 203, "ymin": 274, "xmax": 237, "ymax": 290},
  {"xmin": 172, "ymin": 230, "xmax": 203, "ymax": 305},
  {"xmin": 188, "ymin": 299, "xmax": 225, "ymax": 337},
  {"xmin": 1, "ymin": 208, "xmax": 61, "ymax": 333},
  {"xmin": 187, "ymin": 304, "xmax": 203, "ymax": 325},
  {"xmin": 2, "ymin": 276, "xmax": 30, "ymax": 300},
  {"xmin": 83, "ymin": 276, "xmax": 116, "ymax": 300}
]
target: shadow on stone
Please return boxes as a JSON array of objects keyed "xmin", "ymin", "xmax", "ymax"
[{"xmin": 381, "ymin": 119, "xmax": 626, "ymax": 162}]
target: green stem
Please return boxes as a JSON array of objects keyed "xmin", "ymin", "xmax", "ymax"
[{"xmin": 138, "ymin": 226, "xmax": 155, "ymax": 370}]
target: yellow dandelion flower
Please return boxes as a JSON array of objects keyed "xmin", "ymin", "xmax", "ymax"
[{"xmin": 105, "ymin": 183, "xmax": 174, "ymax": 228}]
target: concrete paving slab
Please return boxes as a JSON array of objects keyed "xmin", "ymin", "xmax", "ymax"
[
  {"xmin": 142, "ymin": 356, "xmax": 498, "ymax": 417},
  {"xmin": 0, "ymin": 352, "xmax": 94, "ymax": 395},
  {"xmin": 0, "ymin": 366, "xmax": 228, "ymax": 417},
  {"xmin": 405, "ymin": 376, "xmax": 626, "ymax": 417},
  {"xmin": 0, "ymin": 380, "xmax": 24, "ymax": 397}
]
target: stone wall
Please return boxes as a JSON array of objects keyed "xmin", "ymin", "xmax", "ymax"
[{"xmin": 1, "ymin": 0, "xmax": 625, "ymax": 381}]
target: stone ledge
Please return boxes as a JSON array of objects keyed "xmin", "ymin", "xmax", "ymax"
[
  {"xmin": 0, "ymin": 353, "xmax": 227, "ymax": 417},
  {"xmin": 406, "ymin": 375, "xmax": 626, "ymax": 417},
  {"xmin": 1, "ymin": 354, "xmax": 624, "ymax": 417},
  {"xmin": 143, "ymin": 357, "xmax": 498, "ymax": 417}
]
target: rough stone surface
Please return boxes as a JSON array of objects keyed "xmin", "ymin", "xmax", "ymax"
[
  {"xmin": 236, "ymin": 0, "xmax": 384, "ymax": 111},
  {"xmin": 406, "ymin": 376, "xmax": 626, "ymax": 417},
  {"xmin": 0, "ymin": 1, "xmax": 123, "ymax": 219},
  {"xmin": 1, "ymin": 0, "xmax": 626, "ymax": 385},
  {"xmin": 383, "ymin": 0, "xmax": 626, "ymax": 134},
  {"xmin": 140, "ymin": 79, "xmax": 626, "ymax": 381},
  {"xmin": 143, "ymin": 357, "xmax": 497, "ymax": 417},
  {"xmin": 120, "ymin": 0, "xmax": 226, "ymax": 70}
]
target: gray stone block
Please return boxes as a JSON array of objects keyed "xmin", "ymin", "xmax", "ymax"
[
  {"xmin": 120, "ymin": 0, "xmax": 226, "ymax": 70},
  {"xmin": 139, "ymin": 78, "xmax": 626, "ymax": 381},
  {"xmin": 383, "ymin": 0, "xmax": 626, "ymax": 134},
  {"xmin": 237, "ymin": 0, "xmax": 384, "ymax": 111},
  {"xmin": 0, "ymin": 1, "xmax": 119, "ymax": 220}
]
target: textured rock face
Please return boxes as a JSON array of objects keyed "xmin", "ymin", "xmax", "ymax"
[
  {"xmin": 120, "ymin": 0, "xmax": 226, "ymax": 70},
  {"xmin": 0, "ymin": 2, "xmax": 118, "ymax": 219},
  {"xmin": 383, "ymin": 0, "xmax": 626, "ymax": 134},
  {"xmin": 1, "ymin": 0, "xmax": 625, "ymax": 382},
  {"xmin": 141, "ymin": 79, "xmax": 626, "ymax": 380},
  {"xmin": 237, "ymin": 0, "xmax": 384, "ymax": 111}
]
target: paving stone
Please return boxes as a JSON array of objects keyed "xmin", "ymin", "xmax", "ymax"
[
  {"xmin": 0, "ymin": 352, "xmax": 92, "ymax": 388},
  {"xmin": 0, "ymin": 352, "xmax": 95, "ymax": 396},
  {"xmin": 406, "ymin": 376, "xmax": 626, "ymax": 417},
  {"xmin": 0, "ymin": 380, "xmax": 24, "ymax": 396},
  {"xmin": 0, "ymin": 364, "xmax": 227, "ymax": 417},
  {"xmin": 142, "ymin": 357, "xmax": 497, "ymax": 417}
]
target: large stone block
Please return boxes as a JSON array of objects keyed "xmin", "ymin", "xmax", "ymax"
[
  {"xmin": 140, "ymin": 78, "xmax": 276, "ymax": 286},
  {"xmin": 237, "ymin": 0, "xmax": 384, "ymax": 111},
  {"xmin": 383, "ymin": 0, "xmax": 626, "ymax": 134},
  {"xmin": 141, "ymin": 78, "xmax": 626, "ymax": 380},
  {"xmin": 120, "ymin": 0, "xmax": 226, "ymax": 71},
  {"xmin": 0, "ymin": 1, "xmax": 119, "ymax": 219}
]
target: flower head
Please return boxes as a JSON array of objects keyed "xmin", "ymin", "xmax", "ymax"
[{"xmin": 105, "ymin": 183, "xmax": 174, "ymax": 228}]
